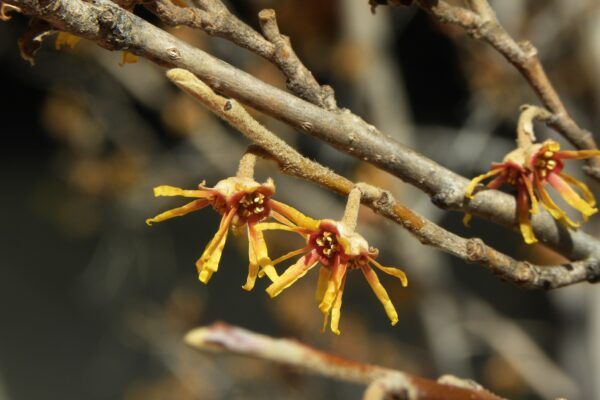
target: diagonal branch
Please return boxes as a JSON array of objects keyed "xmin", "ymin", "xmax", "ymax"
[
  {"xmin": 166, "ymin": 67, "xmax": 600, "ymax": 289},
  {"xmin": 185, "ymin": 322, "xmax": 506, "ymax": 400},
  {"xmin": 5, "ymin": 0, "xmax": 600, "ymax": 266}
]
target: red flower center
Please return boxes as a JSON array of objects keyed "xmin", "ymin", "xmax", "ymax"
[
  {"xmin": 534, "ymin": 149, "xmax": 560, "ymax": 179},
  {"xmin": 236, "ymin": 191, "xmax": 270, "ymax": 223}
]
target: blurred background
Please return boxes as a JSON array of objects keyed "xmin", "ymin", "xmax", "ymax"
[{"xmin": 1, "ymin": 0, "xmax": 600, "ymax": 398}]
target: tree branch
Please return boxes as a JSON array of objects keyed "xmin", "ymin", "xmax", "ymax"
[
  {"xmin": 185, "ymin": 322, "xmax": 506, "ymax": 400},
  {"xmin": 166, "ymin": 68, "xmax": 600, "ymax": 289}
]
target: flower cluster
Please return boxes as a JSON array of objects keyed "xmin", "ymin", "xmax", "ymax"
[
  {"xmin": 465, "ymin": 107, "xmax": 600, "ymax": 244},
  {"xmin": 147, "ymin": 155, "xmax": 408, "ymax": 334}
]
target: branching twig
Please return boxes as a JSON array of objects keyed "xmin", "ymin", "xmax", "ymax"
[
  {"xmin": 166, "ymin": 68, "xmax": 600, "ymax": 289},
  {"xmin": 409, "ymin": 0, "xmax": 600, "ymax": 178},
  {"xmin": 144, "ymin": 0, "xmax": 336, "ymax": 109},
  {"xmin": 185, "ymin": 322, "xmax": 505, "ymax": 400}
]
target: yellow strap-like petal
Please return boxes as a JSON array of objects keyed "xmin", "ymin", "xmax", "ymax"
[
  {"xmin": 465, "ymin": 168, "xmax": 503, "ymax": 199},
  {"xmin": 253, "ymin": 222, "xmax": 304, "ymax": 234},
  {"xmin": 248, "ymin": 224, "xmax": 279, "ymax": 283},
  {"xmin": 55, "ymin": 32, "xmax": 81, "ymax": 49},
  {"xmin": 270, "ymin": 247, "xmax": 310, "ymax": 268},
  {"xmin": 120, "ymin": 51, "xmax": 139, "ymax": 66},
  {"xmin": 548, "ymin": 173, "xmax": 597, "ymax": 219},
  {"xmin": 361, "ymin": 265, "xmax": 398, "ymax": 326},
  {"xmin": 197, "ymin": 208, "xmax": 236, "ymax": 283},
  {"xmin": 329, "ymin": 275, "xmax": 346, "ymax": 336},
  {"xmin": 269, "ymin": 200, "xmax": 320, "ymax": 230},
  {"xmin": 153, "ymin": 185, "xmax": 212, "ymax": 198},
  {"xmin": 318, "ymin": 261, "xmax": 347, "ymax": 316},
  {"xmin": 462, "ymin": 213, "xmax": 473, "ymax": 227},
  {"xmin": 146, "ymin": 199, "xmax": 209, "ymax": 225},
  {"xmin": 242, "ymin": 230, "xmax": 259, "ymax": 291},
  {"xmin": 556, "ymin": 150, "xmax": 600, "ymax": 160},
  {"xmin": 522, "ymin": 175, "xmax": 539, "ymax": 214},
  {"xmin": 558, "ymin": 172, "xmax": 596, "ymax": 207},
  {"xmin": 517, "ymin": 188, "xmax": 537, "ymax": 244},
  {"xmin": 266, "ymin": 254, "xmax": 318, "ymax": 298},
  {"xmin": 536, "ymin": 181, "xmax": 580, "ymax": 229},
  {"xmin": 368, "ymin": 257, "xmax": 408, "ymax": 287}
]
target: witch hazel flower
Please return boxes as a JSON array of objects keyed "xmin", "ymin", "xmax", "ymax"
[
  {"xmin": 146, "ymin": 154, "xmax": 296, "ymax": 290},
  {"xmin": 465, "ymin": 105, "xmax": 600, "ymax": 244},
  {"xmin": 257, "ymin": 188, "xmax": 408, "ymax": 335}
]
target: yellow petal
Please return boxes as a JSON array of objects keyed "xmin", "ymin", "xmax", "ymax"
[
  {"xmin": 254, "ymin": 222, "xmax": 304, "ymax": 234},
  {"xmin": 146, "ymin": 199, "xmax": 209, "ymax": 225},
  {"xmin": 318, "ymin": 260, "xmax": 346, "ymax": 315},
  {"xmin": 196, "ymin": 208, "xmax": 236, "ymax": 284},
  {"xmin": 361, "ymin": 265, "xmax": 398, "ymax": 326},
  {"xmin": 270, "ymin": 247, "xmax": 310, "ymax": 267},
  {"xmin": 465, "ymin": 168, "xmax": 503, "ymax": 199},
  {"xmin": 368, "ymin": 257, "xmax": 408, "ymax": 287},
  {"xmin": 153, "ymin": 185, "xmax": 212, "ymax": 198},
  {"xmin": 517, "ymin": 187, "xmax": 537, "ymax": 244},
  {"xmin": 169, "ymin": 0, "xmax": 188, "ymax": 7},
  {"xmin": 522, "ymin": 175, "xmax": 538, "ymax": 214},
  {"xmin": 329, "ymin": 275, "xmax": 346, "ymax": 335},
  {"xmin": 242, "ymin": 228, "xmax": 259, "ymax": 291},
  {"xmin": 537, "ymin": 181, "xmax": 580, "ymax": 229},
  {"xmin": 556, "ymin": 149, "xmax": 600, "ymax": 160},
  {"xmin": 548, "ymin": 173, "xmax": 597, "ymax": 219},
  {"xmin": 269, "ymin": 200, "xmax": 320, "ymax": 230},
  {"xmin": 266, "ymin": 253, "xmax": 318, "ymax": 298},
  {"xmin": 120, "ymin": 51, "xmax": 139, "ymax": 66},
  {"xmin": 55, "ymin": 32, "xmax": 80, "ymax": 50},
  {"xmin": 558, "ymin": 172, "xmax": 596, "ymax": 207},
  {"xmin": 248, "ymin": 224, "xmax": 279, "ymax": 285},
  {"xmin": 315, "ymin": 266, "xmax": 331, "ymax": 304},
  {"xmin": 462, "ymin": 213, "xmax": 473, "ymax": 227}
]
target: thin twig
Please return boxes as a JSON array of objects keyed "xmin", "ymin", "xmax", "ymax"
[
  {"xmin": 144, "ymin": 0, "xmax": 336, "ymax": 109},
  {"xmin": 185, "ymin": 322, "xmax": 505, "ymax": 400},
  {"xmin": 166, "ymin": 68, "xmax": 600, "ymax": 289}
]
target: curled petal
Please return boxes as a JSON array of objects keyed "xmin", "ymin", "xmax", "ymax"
[
  {"xmin": 556, "ymin": 149, "xmax": 600, "ymax": 160},
  {"xmin": 367, "ymin": 257, "xmax": 408, "ymax": 287},
  {"xmin": 269, "ymin": 200, "xmax": 320, "ymax": 230},
  {"xmin": 536, "ymin": 180, "xmax": 580, "ymax": 229},
  {"xmin": 558, "ymin": 172, "xmax": 596, "ymax": 207},
  {"xmin": 197, "ymin": 207, "xmax": 236, "ymax": 284},
  {"xmin": 465, "ymin": 168, "xmax": 504, "ymax": 199},
  {"xmin": 462, "ymin": 213, "xmax": 473, "ymax": 227},
  {"xmin": 517, "ymin": 186, "xmax": 537, "ymax": 244},
  {"xmin": 361, "ymin": 265, "xmax": 398, "ymax": 326},
  {"xmin": 146, "ymin": 199, "xmax": 209, "ymax": 225},
  {"xmin": 266, "ymin": 252, "xmax": 319, "ymax": 298},
  {"xmin": 548, "ymin": 173, "xmax": 597, "ymax": 219},
  {"xmin": 153, "ymin": 185, "xmax": 212, "ymax": 198}
]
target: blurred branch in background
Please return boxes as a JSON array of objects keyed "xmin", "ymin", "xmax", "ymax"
[{"xmin": 185, "ymin": 322, "xmax": 504, "ymax": 400}]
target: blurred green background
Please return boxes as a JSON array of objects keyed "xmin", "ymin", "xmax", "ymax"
[{"xmin": 1, "ymin": 0, "xmax": 600, "ymax": 399}]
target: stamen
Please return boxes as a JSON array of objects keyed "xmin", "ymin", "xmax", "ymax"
[
  {"xmin": 546, "ymin": 160, "xmax": 556, "ymax": 170},
  {"xmin": 544, "ymin": 151, "xmax": 554, "ymax": 158}
]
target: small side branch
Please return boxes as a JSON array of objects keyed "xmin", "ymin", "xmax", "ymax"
[{"xmin": 185, "ymin": 322, "xmax": 505, "ymax": 400}]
